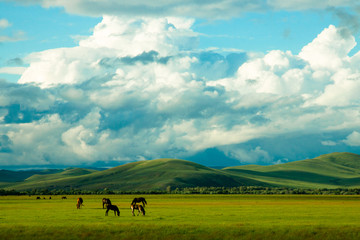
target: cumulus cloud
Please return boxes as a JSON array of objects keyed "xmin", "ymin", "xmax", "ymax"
[
  {"xmin": 299, "ymin": 25, "xmax": 355, "ymax": 70},
  {"xmin": 2, "ymin": 16, "xmax": 360, "ymax": 167},
  {"xmin": 343, "ymin": 131, "xmax": 360, "ymax": 146},
  {"xmin": 19, "ymin": 17, "xmax": 198, "ymax": 88}
]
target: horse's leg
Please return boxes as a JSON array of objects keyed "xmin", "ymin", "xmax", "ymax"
[{"xmin": 105, "ymin": 209, "xmax": 109, "ymax": 216}]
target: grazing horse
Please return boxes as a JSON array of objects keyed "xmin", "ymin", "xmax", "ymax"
[
  {"xmin": 105, "ymin": 204, "xmax": 120, "ymax": 216},
  {"xmin": 62, "ymin": 196, "xmax": 67, "ymax": 199},
  {"xmin": 131, "ymin": 204, "xmax": 145, "ymax": 216},
  {"xmin": 131, "ymin": 197, "xmax": 147, "ymax": 207},
  {"xmin": 77, "ymin": 197, "xmax": 84, "ymax": 209},
  {"xmin": 36, "ymin": 197, "xmax": 41, "ymax": 199},
  {"xmin": 102, "ymin": 198, "xmax": 112, "ymax": 209}
]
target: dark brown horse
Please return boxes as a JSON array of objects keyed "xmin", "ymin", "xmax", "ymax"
[
  {"xmin": 131, "ymin": 197, "xmax": 147, "ymax": 207},
  {"xmin": 102, "ymin": 198, "xmax": 112, "ymax": 209},
  {"xmin": 77, "ymin": 197, "xmax": 84, "ymax": 209},
  {"xmin": 105, "ymin": 204, "xmax": 120, "ymax": 216},
  {"xmin": 62, "ymin": 196, "xmax": 67, "ymax": 199},
  {"xmin": 131, "ymin": 204, "xmax": 145, "ymax": 216}
]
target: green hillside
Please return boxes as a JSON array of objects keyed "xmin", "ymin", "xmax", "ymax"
[
  {"xmin": 0, "ymin": 169, "xmax": 63, "ymax": 188},
  {"xmin": 4, "ymin": 152, "xmax": 360, "ymax": 191},
  {"xmin": 25, "ymin": 168, "xmax": 98, "ymax": 182},
  {"xmin": 223, "ymin": 152, "xmax": 360, "ymax": 188},
  {"xmin": 7, "ymin": 159, "xmax": 266, "ymax": 191}
]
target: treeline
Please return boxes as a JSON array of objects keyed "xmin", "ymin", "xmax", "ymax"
[
  {"xmin": 169, "ymin": 186, "xmax": 360, "ymax": 195},
  {"xmin": 2, "ymin": 186, "xmax": 360, "ymax": 196}
]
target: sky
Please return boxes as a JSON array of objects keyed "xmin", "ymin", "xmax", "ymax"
[{"xmin": 1, "ymin": 0, "xmax": 360, "ymax": 169}]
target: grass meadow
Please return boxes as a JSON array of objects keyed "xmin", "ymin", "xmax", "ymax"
[{"xmin": 1, "ymin": 194, "xmax": 360, "ymax": 240}]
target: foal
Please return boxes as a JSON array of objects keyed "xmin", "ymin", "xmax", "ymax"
[{"xmin": 131, "ymin": 204, "xmax": 145, "ymax": 216}]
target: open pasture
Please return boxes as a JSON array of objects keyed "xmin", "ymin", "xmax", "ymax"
[{"xmin": 1, "ymin": 194, "xmax": 360, "ymax": 239}]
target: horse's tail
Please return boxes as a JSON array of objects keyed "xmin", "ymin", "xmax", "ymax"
[{"xmin": 144, "ymin": 198, "xmax": 147, "ymax": 205}]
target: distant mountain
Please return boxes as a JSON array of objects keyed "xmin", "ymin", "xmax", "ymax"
[
  {"xmin": 0, "ymin": 169, "xmax": 63, "ymax": 188},
  {"xmin": 224, "ymin": 152, "xmax": 360, "ymax": 188},
  {"xmin": 3, "ymin": 152, "xmax": 360, "ymax": 191}
]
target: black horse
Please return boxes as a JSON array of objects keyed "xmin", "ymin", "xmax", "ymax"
[
  {"xmin": 102, "ymin": 198, "xmax": 112, "ymax": 209},
  {"xmin": 131, "ymin": 197, "xmax": 147, "ymax": 207},
  {"xmin": 105, "ymin": 204, "xmax": 120, "ymax": 216}
]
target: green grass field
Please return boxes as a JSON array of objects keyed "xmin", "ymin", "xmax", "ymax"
[{"xmin": 1, "ymin": 195, "xmax": 360, "ymax": 240}]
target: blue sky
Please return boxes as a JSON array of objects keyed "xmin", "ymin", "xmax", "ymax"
[{"xmin": 1, "ymin": 0, "xmax": 360, "ymax": 169}]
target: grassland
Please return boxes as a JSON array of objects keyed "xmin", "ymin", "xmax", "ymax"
[{"xmin": 1, "ymin": 195, "xmax": 360, "ymax": 240}]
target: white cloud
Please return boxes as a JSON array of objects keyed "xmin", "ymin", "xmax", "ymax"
[
  {"xmin": 299, "ymin": 25, "xmax": 355, "ymax": 70},
  {"xmin": 79, "ymin": 16, "xmax": 197, "ymax": 56},
  {"xmin": 0, "ymin": 67, "xmax": 27, "ymax": 75},
  {"xmin": 221, "ymin": 146, "xmax": 272, "ymax": 164},
  {"xmin": 0, "ymin": 19, "xmax": 11, "ymax": 28},
  {"xmin": 19, "ymin": 17, "xmax": 197, "ymax": 88},
  {"xmin": 211, "ymin": 49, "xmax": 310, "ymax": 95},
  {"xmin": 2, "ymin": 114, "xmax": 70, "ymax": 166},
  {"xmin": 343, "ymin": 131, "xmax": 360, "ymax": 146},
  {"xmin": 321, "ymin": 140, "xmax": 337, "ymax": 146}
]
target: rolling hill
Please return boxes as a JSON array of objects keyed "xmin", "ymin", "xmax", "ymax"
[
  {"xmin": 4, "ymin": 159, "xmax": 267, "ymax": 191},
  {"xmin": 223, "ymin": 152, "xmax": 360, "ymax": 188},
  {"xmin": 0, "ymin": 169, "xmax": 64, "ymax": 188},
  {"xmin": 2, "ymin": 152, "xmax": 360, "ymax": 191}
]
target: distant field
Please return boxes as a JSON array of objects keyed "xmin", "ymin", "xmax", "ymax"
[{"xmin": 1, "ymin": 195, "xmax": 360, "ymax": 240}]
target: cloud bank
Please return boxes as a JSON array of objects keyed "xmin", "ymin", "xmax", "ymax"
[
  {"xmin": 1, "ymin": 14, "xmax": 360, "ymax": 168},
  {"xmin": 3, "ymin": 0, "xmax": 359, "ymax": 18}
]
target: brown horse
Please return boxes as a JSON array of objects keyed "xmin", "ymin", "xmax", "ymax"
[
  {"xmin": 77, "ymin": 197, "xmax": 84, "ymax": 209},
  {"xmin": 102, "ymin": 198, "xmax": 112, "ymax": 209},
  {"xmin": 106, "ymin": 204, "xmax": 120, "ymax": 216},
  {"xmin": 131, "ymin": 197, "xmax": 147, "ymax": 207},
  {"xmin": 131, "ymin": 204, "xmax": 145, "ymax": 216}
]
